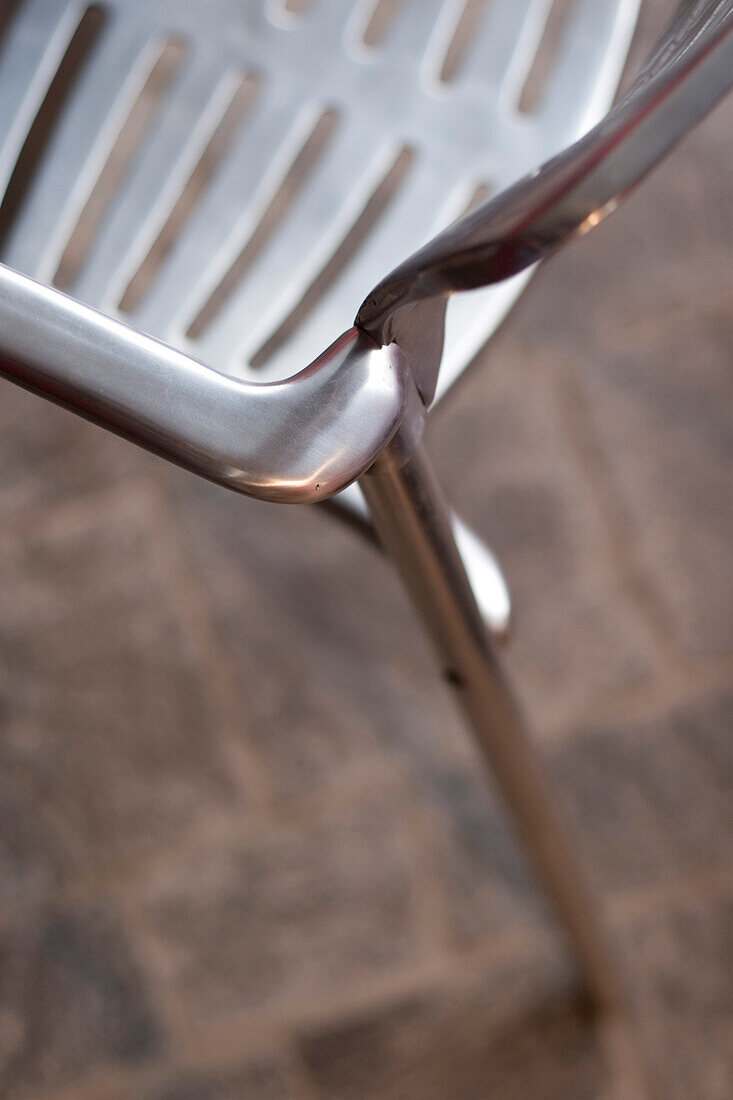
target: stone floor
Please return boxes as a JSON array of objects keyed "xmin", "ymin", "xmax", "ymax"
[{"xmin": 1, "ymin": 3, "xmax": 733, "ymax": 1099}]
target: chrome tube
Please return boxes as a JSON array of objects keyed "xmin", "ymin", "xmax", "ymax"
[
  {"xmin": 0, "ymin": 265, "xmax": 406, "ymax": 504},
  {"xmin": 361, "ymin": 421, "xmax": 627, "ymax": 1014}
]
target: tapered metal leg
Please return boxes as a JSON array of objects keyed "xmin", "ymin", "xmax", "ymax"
[{"xmin": 360, "ymin": 426, "xmax": 627, "ymax": 1014}]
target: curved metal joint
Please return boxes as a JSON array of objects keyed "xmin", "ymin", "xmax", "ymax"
[
  {"xmin": 0, "ymin": 265, "xmax": 409, "ymax": 503},
  {"xmin": 356, "ymin": 296, "xmax": 448, "ymax": 410}
]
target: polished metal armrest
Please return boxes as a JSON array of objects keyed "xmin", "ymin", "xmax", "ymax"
[{"xmin": 0, "ymin": 264, "xmax": 406, "ymax": 504}]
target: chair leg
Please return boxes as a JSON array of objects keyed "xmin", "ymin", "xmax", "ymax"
[
  {"xmin": 360, "ymin": 433, "xmax": 626, "ymax": 1015},
  {"xmin": 322, "ymin": 485, "xmax": 512, "ymax": 640}
]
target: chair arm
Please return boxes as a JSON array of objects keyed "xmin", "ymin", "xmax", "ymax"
[{"xmin": 0, "ymin": 265, "xmax": 407, "ymax": 504}]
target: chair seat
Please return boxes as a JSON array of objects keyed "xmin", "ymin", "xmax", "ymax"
[{"xmin": 0, "ymin": 0, "xmax": 639, "ymax": 396}]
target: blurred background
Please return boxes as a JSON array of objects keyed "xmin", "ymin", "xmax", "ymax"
[{"xmin": 0, "ymin": 1, "xmax": 732, "ymax": 1098}]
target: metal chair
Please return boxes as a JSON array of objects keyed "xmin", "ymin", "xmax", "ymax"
[{"xmin": 0, "ymin": 0, "xmax": 731, "ymax": 1035}]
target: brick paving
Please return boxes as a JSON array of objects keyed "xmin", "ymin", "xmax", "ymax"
[{"xmin": 1, "ymin": 5, "xmax": 733, "ymax": 1098}]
